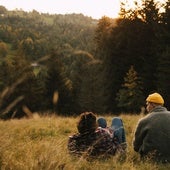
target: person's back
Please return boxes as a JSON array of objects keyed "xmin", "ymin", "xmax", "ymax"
[
  {"xmin": 134, "ymin": 107, "xmax": 170, "ymax": 161},
  {"xmin": 149, "ymin": 110, "xmax": 170, "ymax": 160},
  {"xmin": 68, "ymin": 127, "xmax": 116, "ymax": 156},
  {"xmin": 133, "ymin": 92, "xmax": 170, "ymax": 162}
]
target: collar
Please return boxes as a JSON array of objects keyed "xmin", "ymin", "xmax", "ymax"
[{"xmin": 150, "ymin": 106, "xmax": 167, "ymax": 113}]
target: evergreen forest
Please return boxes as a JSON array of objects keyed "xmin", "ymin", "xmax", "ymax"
[{"xmin": 0, "ymin": 0, "xmax": 169, "ymax": 119}]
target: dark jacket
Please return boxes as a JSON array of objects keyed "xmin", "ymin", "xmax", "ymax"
[{"xmin": 133, "ymin": 106, "xmax": 170, "ymax": 162}]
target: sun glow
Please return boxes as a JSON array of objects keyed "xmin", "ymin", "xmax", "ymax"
[
  {"xmin": 0, "ymin": 0, "xmax": 120, "ymax": 19},
  {"xmin": 0, "ymin": 0, "xmax": 167, "ymax": 19}
]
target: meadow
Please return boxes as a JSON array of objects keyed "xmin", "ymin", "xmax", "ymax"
[{"xmin": 0, "ymin": 113, "xmax": 170, "ymax": 170}]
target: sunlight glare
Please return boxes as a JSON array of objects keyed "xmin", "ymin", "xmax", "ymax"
[{"xmin": 0, "ymin": 0, "xmax": 168, "ymax": 19}]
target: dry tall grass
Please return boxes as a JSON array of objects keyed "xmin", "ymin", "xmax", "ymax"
[{"xmin": 0, "ymin": 114, "xmax": 170, "ymax": 170}]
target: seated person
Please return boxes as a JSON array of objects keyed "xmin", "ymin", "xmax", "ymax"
[
  {"xmin": 133, "ymin": 92, "xmax": 170, "ymax": 163},
  {"xmin": 68, "ymin": 112, "xmax": 117, "ymax": 157}
]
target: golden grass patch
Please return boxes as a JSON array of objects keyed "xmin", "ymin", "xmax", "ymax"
[{"xmin": 0, "ymin": 114, "xmax": 169, "ymax": 170}]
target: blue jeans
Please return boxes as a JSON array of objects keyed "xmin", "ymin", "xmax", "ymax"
[
  {"xmin": 111, "ymin": 117, "xmax": 126, "ymax": 144},
  {"xmin": 97, "ymin": 117, "xmax": 126, "ymax": 144},
  {"xmin": 97, "ymin": 117, "xmax": 107, "ymax": 128}
]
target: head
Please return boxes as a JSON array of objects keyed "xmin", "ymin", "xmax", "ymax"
[
  {"xmin": 97, "ymin": 117, "xmax": 107, "ymax": 128},
  {"xmin": 77, "ymin": 112, "xmax": 97, "ymax": 134},
  {"xmin": 146, "ymin": 92, "xmax": 164, "ymax": 112}
]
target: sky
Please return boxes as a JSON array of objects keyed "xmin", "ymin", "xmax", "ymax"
[
  {"xmin": 0, "ymin": 0, "xmax": 166, "ymax": 19},
  {"xmin": 0, "ymin": 0, "xmax": 122, "ymax": 19}
]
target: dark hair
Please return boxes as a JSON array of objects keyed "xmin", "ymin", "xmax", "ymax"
[{"xmin": 77, "ymin": 112, "xmax": 97, "ymax": 134}]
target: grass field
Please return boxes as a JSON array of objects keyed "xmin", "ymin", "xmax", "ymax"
[{"xmin": 0, "ymin": 113, "xmax": 170, "ymax": 170}]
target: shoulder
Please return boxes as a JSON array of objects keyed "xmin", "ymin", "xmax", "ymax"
[
  {"xmin": 96, "ymin": 127, "xmax": 111, "ymax": 136},
  {"xmin": 69, "ymin": 133, "xmax": 79, "ymax": 138},
  {"xmin": 136, "ymin": 111, "xmax": 165, "ymax": 130},
  {"xmin": 137, "ymin": 114, "xmax": 150, "ymax": 125},
  {"xmin": 68, "ymin": 133, "xmax": 80, "ymax": 141},
  {"xmin": 95, "ymin": 128, "xmax": 113, "ymax": 143},
  {"xmin": 135, "ymin": 114, "xmax": 152, "ymax": 132}
]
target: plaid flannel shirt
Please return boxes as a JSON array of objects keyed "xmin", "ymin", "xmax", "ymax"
[{"xmin": 68, "ymin": 128, "xmax": 117, "ymax": 157}]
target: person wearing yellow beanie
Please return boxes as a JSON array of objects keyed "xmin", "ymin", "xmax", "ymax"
[
  {"xmin": 146, "ymin": 92, "xmax": 164, "ymax": 113},
  {"xmin": 133, "ymin": 92, "xmax": 170, "ymax": 163},
  {"xmin": 146, "ymin": 92, "xmax": 164, "ymax": 104}
]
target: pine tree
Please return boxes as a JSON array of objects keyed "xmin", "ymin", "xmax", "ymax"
[{"xmin": 116, "ymin": 65, "xmax": 144, "ymax": 113}]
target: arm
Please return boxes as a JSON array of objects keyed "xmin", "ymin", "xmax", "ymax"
[
  {"xmin": 68, "ymin": 136, "xmax": 78, "ymax": 154},
  {"xmin": 133, "ymin": 119, "xmax": 148, "ymax": 153}
]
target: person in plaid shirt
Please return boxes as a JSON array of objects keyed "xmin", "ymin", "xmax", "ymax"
[{"xmin": 68, "ymin": 112, "xmax": 117, "ymax": 157}]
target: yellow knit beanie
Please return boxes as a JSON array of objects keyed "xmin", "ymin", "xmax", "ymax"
[{"xmin": 146, "ymin": 92, "xmax": 164, "ymax": 105}]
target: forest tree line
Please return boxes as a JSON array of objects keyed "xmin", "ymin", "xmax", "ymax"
[{"xmin": 0, "ymin": 0, "xmax": 169, "ymax": 119}]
